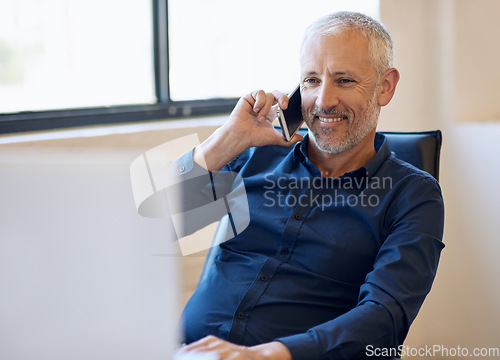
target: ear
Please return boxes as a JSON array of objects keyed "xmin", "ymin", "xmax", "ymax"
[{"xmin": 377, "ymin": 68, "xmax": 400, "ymax": 106}]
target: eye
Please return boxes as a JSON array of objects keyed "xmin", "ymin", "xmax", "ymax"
[
  {"xmin": 303, "ymin": 77, "xmax": 319, "ymax": 85},
  {"xmin": 339, "ymin": 78, "xmax": 355, "ymax": 84}
]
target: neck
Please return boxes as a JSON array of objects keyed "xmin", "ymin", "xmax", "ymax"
[{"xmin": 307, "ymin": 132, "xmax": 376, "ymax": 178}]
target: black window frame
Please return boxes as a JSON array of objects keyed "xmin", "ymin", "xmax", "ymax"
[{"xmin": 0, "ymin": 0, "xmax": 237, "ymax": 135}]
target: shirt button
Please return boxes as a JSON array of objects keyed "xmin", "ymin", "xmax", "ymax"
[
  {"xmin": 177, "ymin": 165, "xmax": 185, "ymax": 173},
  {"xmin": 280, "ymin": 248, "xmax": 290, "ymax": 255},
  {"xmin": 260, "ymin": 274, "xmax": 269, "ymax": 282},
  {"xmin": 237, "ymin": 311, "xmax": 245, "ymax": 320},
  {"xmin": 294, "ymin": 214, "xmax": 302, "ymax": 220}
]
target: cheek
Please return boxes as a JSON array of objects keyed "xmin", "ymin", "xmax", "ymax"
[{"xmin": 300, "ymin": 93, "xmax": 315, "ymax": 114}]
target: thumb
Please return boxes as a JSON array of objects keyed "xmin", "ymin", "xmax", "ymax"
[
  {"xmin": 287, "ymin": 132, "xmax": 305, "ymax": 145},
  {"xmin": 273, "ymin": 131, "xmax": 304, "ymax": 147}
]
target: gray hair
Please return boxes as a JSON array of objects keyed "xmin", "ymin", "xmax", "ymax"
[{"xmin": 301, "ymin": 11, "xmax": 394, "ymax": 77}]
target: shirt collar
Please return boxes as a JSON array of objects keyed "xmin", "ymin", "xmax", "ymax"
[
  {"xmin": 364, "ymin": 132, "xmax": 391, "ymax": 178},
  {"xmin": 294, "ymin": 132, "xmax": 391, "ymax": 180}
]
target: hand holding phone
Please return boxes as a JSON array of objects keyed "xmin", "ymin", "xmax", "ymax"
[{"xmin": 277, "ymin": 85, "xmax": 304, "ymax": 142}]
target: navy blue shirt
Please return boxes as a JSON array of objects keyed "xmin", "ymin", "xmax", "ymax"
[{"xmin": 176, "ymin": 133, "xmax": 444, "ymax": 360}]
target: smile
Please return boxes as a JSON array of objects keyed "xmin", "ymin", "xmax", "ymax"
[{"xmin": 318, "ymin": 116, "xmax": 344, "ymax": 123}]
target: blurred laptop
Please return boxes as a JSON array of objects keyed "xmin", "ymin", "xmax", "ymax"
[{"xmin": 0, "ymin": 146, "xmax": 182, "ymax": 360}]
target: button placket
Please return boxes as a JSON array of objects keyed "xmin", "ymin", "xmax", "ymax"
[
  {"xmin": 236, "ymin": 311, "xmax": 245, "ymax": 320},
  {"xmin": 277, "ymin": 203, "xmax": 311, "ymax": 261}
]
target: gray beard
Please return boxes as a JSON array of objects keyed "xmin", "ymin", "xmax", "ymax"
[{"xmin": 306, "ymin": 91, "xmax": 380, "ymax": 154}]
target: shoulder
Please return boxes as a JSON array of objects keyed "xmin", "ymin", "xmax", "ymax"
[
  {"xmin": 381, "ymin": 153, "xmax": 441, "ymax": 191},
  {"xmin": 378, "ymin": 155, "xmax": 444, "ymax": 237}
]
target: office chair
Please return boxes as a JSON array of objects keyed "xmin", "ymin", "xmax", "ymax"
[{"xmin": 198, "ymin": 130, "xmax": 442, "ymax": 284}]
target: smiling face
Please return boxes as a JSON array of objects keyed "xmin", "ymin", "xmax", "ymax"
[{"xmin": 300, "ymin": 30, "xmax": 382, "ymax": 154}]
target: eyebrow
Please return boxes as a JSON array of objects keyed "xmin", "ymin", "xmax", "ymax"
[
  {"xmin": 302, "ymin": 71, "xmax": 318, "ymax": 77},
  {"xmin": 302, "ymin": 71, "xmax": 357, "ymax": 78},
  {"xmin": 333, "ymin": 71, "xmax": 355, "ymax": 77}
]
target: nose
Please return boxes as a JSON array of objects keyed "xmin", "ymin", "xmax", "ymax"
[{"xmin": 315, "ymin": 82, "xmax": 340, "ymax": 110}]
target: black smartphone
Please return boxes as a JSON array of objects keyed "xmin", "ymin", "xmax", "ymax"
[{"xmin": 277, "ymin": 85, "xmax": 304, "ymax": 142}]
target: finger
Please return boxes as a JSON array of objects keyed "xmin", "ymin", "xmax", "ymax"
[
  {"xmin": 251, "ymin": 90, "xmax": 267, "ymax": 113},
  {"xmin": 256, "ymin": 92, "xmax": 277, "ymax": 122},
  {"xmin": 178, "ymin": 336, "xmax": 215, "ymax": 352},
  {"xmin": 271, "ymin": 129, "xmax": 305, "ymax": 146},
  {"xmin": 179, "ymin": 337, "xmax": 234, "ymax": 357},
  {"xmin": 258, "ymin": 104, "xmax": 280, "ymax": 125},
  {"xmin": 178, "ymin": 343, "xmax": 212, "ymax": 355},
  {"xmin": 271, "ymin": 89, "xmax": 289, "ymax": 110},
  {"xmin": 288, "ymin": 132, "xmax": 305, "ymax": 144},
  {"xmin": 263, "ymin": 104, "xmax": 279, "ymax": 123}
]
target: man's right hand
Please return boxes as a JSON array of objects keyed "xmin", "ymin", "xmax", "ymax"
[{"xmin": 194, "ymin": 90, "xmax": 304, "ymax": 172}]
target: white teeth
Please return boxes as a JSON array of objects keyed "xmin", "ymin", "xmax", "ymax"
[{"xmin": 318, "ymin": 116, "xmax": 343, "ymax": 123}]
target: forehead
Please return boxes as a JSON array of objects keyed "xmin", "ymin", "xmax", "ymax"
[{"xmin": 300, "ymin": 30, "xmax": 375, "ymax": 75}]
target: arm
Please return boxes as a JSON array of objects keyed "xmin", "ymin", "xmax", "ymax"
[
  {"xmin": 193, "ymin": 90, "xmax": 302, "ymax": 171},
  {"xmin": 167, "ymin": 89, "xmax": 300, "ymax": 219},
  {"xmin": 165, "ymin": 90, "xmax": 302, "ymax": 238}
]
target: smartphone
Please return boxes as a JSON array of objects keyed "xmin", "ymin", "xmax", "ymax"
[{"xmin": 277, "ymin": 85, "xmax": 304, "ymax": 142}]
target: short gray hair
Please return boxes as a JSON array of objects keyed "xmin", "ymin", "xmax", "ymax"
[{"xmin": 301, "ymin": 11, "xmax": 394, "ymax": 77}]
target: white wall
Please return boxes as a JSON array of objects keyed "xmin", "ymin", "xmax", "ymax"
[{"xmin": 380, "ymin": 0, "xmax": 500, "ymax": 357}]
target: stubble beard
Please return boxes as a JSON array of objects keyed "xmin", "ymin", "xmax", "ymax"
[{"xmin": 305, "ymin": 89, "xmax": 381, "ymax": 154}]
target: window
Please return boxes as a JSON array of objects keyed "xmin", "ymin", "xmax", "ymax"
[
  {"xmin": 168, "ymin": 0, "xmax": 379, "ymax": 100},
  {"xmin": 0, "ymin": 0, "xmax": 155, "ymax": 114},
  {"xmin": 0, "ymin": 0, "xmax": 379, "ymax": 134}
]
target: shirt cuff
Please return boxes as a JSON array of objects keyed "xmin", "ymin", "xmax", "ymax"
[
  {"xmin": 276, "ymin": 332, "xmax": 321, "ymax": 360},
  {"xmin": 172, "ymin": 147, "xmax": 195, "ymax": 175}
]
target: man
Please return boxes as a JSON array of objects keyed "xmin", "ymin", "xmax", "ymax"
[{"xmin": 175, "ymin": 11, "xmax": 444, "ymax": 360}]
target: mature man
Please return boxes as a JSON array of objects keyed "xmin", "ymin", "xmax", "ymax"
[{"xmin": 175, "ymin": 11, "xmax": 444, "ymax": 360}]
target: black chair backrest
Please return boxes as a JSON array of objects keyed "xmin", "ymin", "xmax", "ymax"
[
  {"xmin": 198, "ymin": 130, "xmax": 442, "ymax": 283},
  {"xmin": 379, "ymin": 130, "xmax": 442, "ymax": 180}
]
